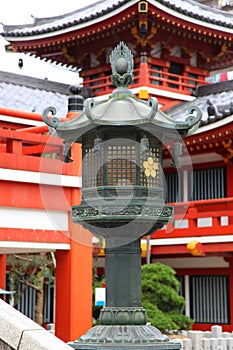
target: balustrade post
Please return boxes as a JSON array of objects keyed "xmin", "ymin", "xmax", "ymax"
[
  {"xmin": 212, "ymin": 216, "xmax": 221, "ymax": 228},
  {"xmin": 138, "ymin": 52, "xmax": 150, "ymax": 86},
  {"xmin": 6, "ymin": 139, "xmax": 22, "ymax": 154}
]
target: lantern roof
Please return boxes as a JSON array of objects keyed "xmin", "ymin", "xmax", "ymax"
[{"xmin": 43, "ymin": 42, "xmax": 201, "ymax": 142}]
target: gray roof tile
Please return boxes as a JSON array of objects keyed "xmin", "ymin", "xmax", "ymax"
[
  {"xmin": 167, "ymin": 80, "xmax": 233, "ymax": 126},
  {"xmin": 2, "ymin": 0, "xmax": 233, "ymax": 37},
  {"xmin": 0, "ymin": 71, "xmax": 70, "ymax": 116}
]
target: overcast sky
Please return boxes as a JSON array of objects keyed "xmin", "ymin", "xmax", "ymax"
[
  {"xmin": 0, "ymin": 1, "xmax": 97, "ymax": 83},
  {"xmin": 0, "ymin": 0, "xmax": 97, "ymax": 25}
]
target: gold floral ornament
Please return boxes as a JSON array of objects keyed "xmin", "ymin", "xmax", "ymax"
[{"xmin": 143, "ymin": 157, "xmax": 158, "ymax": 178}]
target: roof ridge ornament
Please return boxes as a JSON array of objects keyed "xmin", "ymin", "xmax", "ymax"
[{"xmin": 110, "ymin": 41, "xmax": 134, "ymax": 88}]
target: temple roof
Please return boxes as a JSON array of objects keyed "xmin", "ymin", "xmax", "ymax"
[
  {"xmin": 168, "ymin": 79, "xmax": 233, "ymax": 127},
  {"xmin": 2, "ymin": 0, "xmax": 233, "ymax": 37},
  {"xmin": 163, "ymin": 80, "xmax": 233, "ymax": 163},
  {"xmin": 0, "ymin": 70, "xmax": 70, "ymax": 116},
  {"xmin": 2, "ymin": 0, "xmax": 233, "ymax": 72}
]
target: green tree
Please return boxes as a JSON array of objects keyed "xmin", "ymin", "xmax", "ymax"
[
  {"xmin": 92, "ymin": 262, "xmax": 193, "ymax": 331},
  {"xmin": 7, "ymin": 252, "xmax": 55, "ymax": 325},
  {"xmin": 141, "ymin": 262, "xmax": 193, "ymax": 331}
]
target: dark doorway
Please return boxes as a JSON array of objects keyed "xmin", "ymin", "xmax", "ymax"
[{"xmin": 168, "ymin": 62, "xmax": 183, "ymax": 88}]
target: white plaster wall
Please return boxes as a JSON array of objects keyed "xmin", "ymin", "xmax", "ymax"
[
  {"xmin": 155, "ymin": 257, "xmax": 229, "ymax": 269},
  {"xmin": 0, "ymin": 207, "xmax": 68, "ymax": 231}
]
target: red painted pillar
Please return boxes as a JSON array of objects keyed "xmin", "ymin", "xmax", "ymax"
[
  {"xmin": 55, "ymin": 140, "xmax": 92, "ymax": 342},
  {"xmin": 138, "ymin": 54, "xmax": 150, "ymax": 86},
  {"xmin": 0, "ymin": 255, "xmax": 6, "ymax": 300},
  {"xmin": 228, "ymin": 258, "xmax": 233, "ymax": 330},
  {"xmin": 55, "ymin": 225, "xmax": 92, "ymax": 342},
  {"xmin": 0, "ymin": 254, "xmax": 6, "ymax": 288}
]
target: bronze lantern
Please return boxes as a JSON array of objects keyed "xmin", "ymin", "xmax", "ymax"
[{"xmin": 43, "ymin": 42, "xmax": 201, "ymax": 349}]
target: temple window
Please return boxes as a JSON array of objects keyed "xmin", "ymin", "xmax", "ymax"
[
  {"xmin": 165, "ymin": 166, "xmax": 226, "ymax": 203},
  {"xmin": 190, "ymin": 275, "xmax": 230, "ymax": 324},
  {"xmin": 150, "ymin": 65, "xmax": 162, "ymax": 85},
  {"xmin": 106, "ymin": 47, "xmax": 113, "ymax": 64},
  {"xmin": 189, "ymin": 167, "xmax": 226, "ymax": 200},
  {"xmin": 188, "ymin": 73, "xmax": 198, "ymax": 92},
  {"xmin": 90, "ymin": 52, "xmax": 100, "ymax": 68},
  {"xmin": 190, "ymin": 51, "xmax": 197, "ymax": 67},
  {"xmin": 138, "ymin": 1, "xmax": 148, "ymax": 12},
  {"xmin": 165, "ymin": 172, "xmax": 184, "ymax": 203},
  {"xmin": 171, "ymin": 46, "xmax": 182, "ymax": 58},
  {"xmin": 151, "ymin": 43, "xmax": 162, "ymax": 59},
  {"xmin": 168, "ymin": 62, "xmax": 184, "ymax": 88}
]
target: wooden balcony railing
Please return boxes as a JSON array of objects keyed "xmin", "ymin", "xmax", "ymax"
[
  {"xmin": 81, "ymin": 59, "xmax": 209, "ymax": 97},
  {"xmin": 0, "ymin": 128, "xmax": 76, "ymax": 175},
  {"xmin": 152, "ymin": 197, "xmax": 233, "ymax": 240}
]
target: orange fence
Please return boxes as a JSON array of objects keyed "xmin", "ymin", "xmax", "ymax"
[
  {"xmin": 0, "ymin": 128, "xmax": 75, "ymax": 175},
  {"xmin": 82, "ymin": 61, "xmax": 208, "ymax": 97},
  {"xmin": 153, "ymin": 197, "xmax": 233, "ymax": 239}
]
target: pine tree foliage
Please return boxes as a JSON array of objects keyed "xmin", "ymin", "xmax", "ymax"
[
  {"xmin": 141, "ymin": 262, "xmax": 193, "ymax": 331},
  {"xmin": 93, "ymin": 262, "xmax": 193, "ymax": 331}
]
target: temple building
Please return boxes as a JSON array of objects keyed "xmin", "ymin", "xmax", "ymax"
[
  {"xmin": 0, "ymin": 71, "xmax": 92, "ymax": 342},
  {"xmin": 2, "ymin": 0, "xmax": 233, "ymax": 337}
]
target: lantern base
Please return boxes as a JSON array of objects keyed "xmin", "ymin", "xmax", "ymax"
[{"xmin": 68, "ymin": 324, "xmax": 181, "ymax": 349}]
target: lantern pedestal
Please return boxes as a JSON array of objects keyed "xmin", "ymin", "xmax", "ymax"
[
  {"xmin": 68, "ymin": 326, "xmax": 181, "ymax": 349},
  {"xmin": 68, "ymin": 239, "xmax": 180, "ymax": 350}
]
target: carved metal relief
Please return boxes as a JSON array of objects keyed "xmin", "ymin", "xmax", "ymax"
[
  {"xmin": 72, "ymin": 207, "xmax": 98, "ymax": 218},
  {"xmin": 72, "ymin": 205, "xmax": 173, "ymax": 219},
  {"xmin": 100, "ymin": 307, "xmax": 147, "ymax": 326},
  {"xmin": 102, "ymin": 205, "xmax": 142, "ymax": 216},
  {"xmin": 144, "ymin": 206, "xmax": 173, "ymax": 217}
]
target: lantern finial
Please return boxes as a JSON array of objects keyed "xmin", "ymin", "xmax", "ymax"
[{"xmin": 110, "ymin": 41, "xmax": 134, "ymax": 88}]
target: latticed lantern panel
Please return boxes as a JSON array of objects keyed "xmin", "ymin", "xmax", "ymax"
[
  {"xmin": 107, "ymin": 144, "xmax": 136, "ymax": 186},
  {"xmin": 83, "ymin": 145, "xmax": 104, "ymax": 188},
  {"xmin": 82, "ymin": 138, "xmax": 162, "ymax": 189}
]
